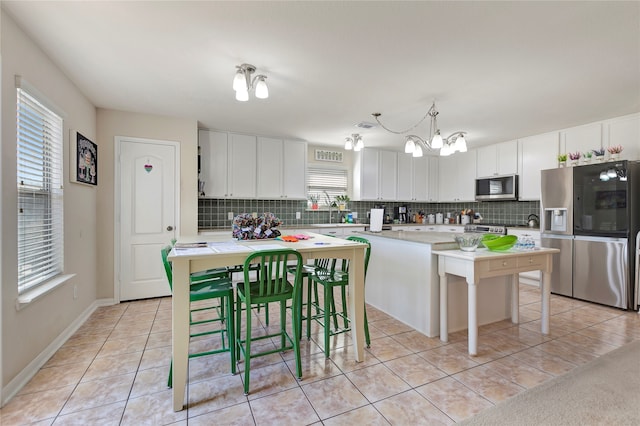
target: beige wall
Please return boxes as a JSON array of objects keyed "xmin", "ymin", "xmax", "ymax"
[
  {"xmin": 95, "ymin": 110, "xmax": 198, "ymax": 300},
  {"xmin": 1, "ymin": 12, "xmax": 97, "ymax": 387}
]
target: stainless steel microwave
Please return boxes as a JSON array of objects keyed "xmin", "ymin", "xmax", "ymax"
[{"xmin": 475, "ymin": 175, "xmax": 518, "ymax": 201}]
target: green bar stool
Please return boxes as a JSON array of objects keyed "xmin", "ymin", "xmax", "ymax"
[
  {"xmin": 161, "ymin": 245, "xmax": 236, "ymax": 388},
  {"xmin": 307, "ymin": 236, "xmax": 371, "ymax": 358},
  {"xmin": 235, "ymin": 248, "xmax": 304, "ymax": 395}
]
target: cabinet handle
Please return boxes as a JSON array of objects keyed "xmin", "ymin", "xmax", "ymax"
[{"xmin": 502, "ymin": 261, "xmax": 508, "ymax": 266}]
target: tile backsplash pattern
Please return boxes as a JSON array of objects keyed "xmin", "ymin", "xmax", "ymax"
[{"xmin": 199, "ymin": 198, "xmax": 540, "ymax": 229}]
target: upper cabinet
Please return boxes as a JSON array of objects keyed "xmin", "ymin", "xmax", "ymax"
[
  {"xmin": 199, "ymin": 129, "xmax": 228, "ymax": 198},
  {"xmin": 227, "ymin": 133, "xmax": 257, "ymax": 198},
  {"xmin": 353, "ymin": 148, "xmax": 397, "ymax": 201},
  {"xmin": 476, "ymin": 140, "xmax": 518, "ymax": 177},
  {"xmin": 604, "ymin": 113, "xmax": 639, "ymax": 161},
  {"xmin": 397, "ymin": 155, "xmax": 438, "ymax": 202},
  {"xmin": 199, "ymin": 130, "xmax": 306, "ymax": 199},
  {"xmin": 257, "ymin": 137, "xmax": 307, "ymax": 199},
  {"xmin": 560, "ymin": 122, "xmax": 602, "ymax": 155},
  {"xmin": 518, "ymin": 132, "xmax": 559, "ymax": 200},
  {"xmin": 438, "ymin": 150, "xmax": 476, "ymax": 202}
]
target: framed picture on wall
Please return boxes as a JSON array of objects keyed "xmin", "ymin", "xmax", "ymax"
[{"xmin": 70, "ymin": 130, "xmax": 97, "ymax": 186}]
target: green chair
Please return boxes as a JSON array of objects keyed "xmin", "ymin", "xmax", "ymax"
[
  {"xmin": 307, "ymin": 236, "xmax": 371, "ymax": 358},
  {"xmin": 235, "ymin": 248, "xmax": 303, "ymax": 395},
  {"xmin": 161, "ymin": 245, "xmax": 236, "ymax": 388}
]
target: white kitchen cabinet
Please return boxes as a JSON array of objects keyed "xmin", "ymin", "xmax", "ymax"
[
  {"xmin": 198, "ymin": 130, "xmax": 256, "ymax": 198},
  {"xmin": 353, "ymin": 148, "xmax": 397, "ymax": 201},
  {"xmin": 560, "ymin": 122, "xmax": 602, "ymax": 156},
  {"xmin": 397, "ymin": 155, "xmax": 432, "ymax": 202},
  {"xmin": 396, "ymin": 154, "xmax": 413, "ymax": 201},
  {"xmin": 257, "ymin": 137, "xmax": 307, "ymax": 199},
  {"xmin": 427, "ymin": 156, "xmax": 439, "ymax": 202},
  {"xmin": 518, "ymin": 132, "xmax": 559, "ymax": 200},
  {"xmin": 476, "ymin": 140, "xmax": 518, "ymax": 178},
  {"xmin": 198, "ymin": 129, "xmax": 228, "ymax": 198},
  {"xmin": 228, "ymin": 133, "xmax": 257, "ymax": 198},
  {"xmin": 438, "ymin": 150, "xmax": 476, "ymax": 202},
  {"xmin": 604, "ymin": 113, "xmax": 639, "ymax": 161}
]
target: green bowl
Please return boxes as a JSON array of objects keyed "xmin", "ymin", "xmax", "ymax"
[
  {"xmin": 480, "ymin": 233, "xmax": 500, "ymax": 248},
  {"xmin": 482, "ymin": 235, "xmax": 517, "ymax": 251}
]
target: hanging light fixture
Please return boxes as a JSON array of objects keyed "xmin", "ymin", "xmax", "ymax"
[
  {"xmin": 372, "ymin": 101, "xmax": 467, "ymax": 156},
  {"xmin": 232, "ymin": 63, "xmax": 269, "ymax": 101},
  {"xmin": 344, "ymin": 134, "xmax": 364, "ymax": 151}
]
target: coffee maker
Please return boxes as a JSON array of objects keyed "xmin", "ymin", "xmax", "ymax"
[{"xmin": 394, "ymin": 205, "xmax": 408, "ymax": 223}]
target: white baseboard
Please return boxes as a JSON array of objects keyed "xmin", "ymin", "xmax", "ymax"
[{"xmin": 1, "ymin": 298, "xmax": 118, "ymax": 406}]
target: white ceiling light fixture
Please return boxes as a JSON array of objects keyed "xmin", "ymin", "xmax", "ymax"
[
  {"xmin": 344, "ymin": 133, "xmax": 364, "ymax": 151},
  {"xmin": 372, "ymin": 101, "xmax": 467, "ymax": 156},
  {"xmin": 233, "ymin": 63, "xmax": 268, "ymax": 101}
]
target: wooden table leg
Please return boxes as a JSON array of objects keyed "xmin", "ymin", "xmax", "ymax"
[
  {"xmin": 172, "ymin": 260, "xmax": 190, "ymax": 412},
  {"xmin": 511, "ymin": 273, "xmax": 519, "ymax": 324},
  {"xmin": 541, "ymin": 270, "xmax": 551, "ymax": 335},
  {"xmin": 439, "ymin": 257, "xmax": 448, "ymax": 343},
  {"xmin": 467, "ymin": 278, "xmax": 478, "ymax": 356}
]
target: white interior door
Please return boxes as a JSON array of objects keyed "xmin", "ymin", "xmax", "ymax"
[{"xmin": 118, "ymin": 137, "xmax": 180, "ymax": 301}]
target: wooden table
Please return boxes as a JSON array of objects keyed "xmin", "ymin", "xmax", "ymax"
[
  {"xmin": 168, "ymin": 232, "xmax": 367, "ymax": 411},
  {"xmin": 432, "ymin": 247, "xmax": 559, "ymax": 356}
]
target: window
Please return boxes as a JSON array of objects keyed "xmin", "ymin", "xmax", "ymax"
[
  {"xmin": 17, "ymin": 86, "xmax": 64, "ymax": 294},
  {"xmin": 307, "ymin": 166, "xmax": 348, "ymax": 206}
]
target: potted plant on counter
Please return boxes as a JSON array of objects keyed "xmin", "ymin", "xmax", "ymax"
[
  {"xmin": 308, "ymin": 193, "xmax": 319, "ymax": 210},
  {"xmin": 335, "ymin": 194, "xmax": 350, "ymax": 211}
]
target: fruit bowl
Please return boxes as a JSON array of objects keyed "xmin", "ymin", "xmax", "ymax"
[
  {"xmin": 482, "ymin": 235, "xmax": 517, "ymax": 251},
  {"xmin": 454, "ymin": 234, "xmax": 483, "ymax": 252}
]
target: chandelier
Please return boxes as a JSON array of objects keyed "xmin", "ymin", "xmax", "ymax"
[
  {"xmin": 232, "ymin": 63, "xmax": 269, "ymax": 101},
  {"xmin": 372, "ymin": 101, "xmax": 467, "ymax": 157},
  {"xmin": 344, "ymin": 133, "xmax": 364, "ymax": 151}
]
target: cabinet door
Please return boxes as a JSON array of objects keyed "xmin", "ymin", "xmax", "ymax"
[
  {"xmin": 561, "ymin": 122, "xmax": 602, "ymax": 156},
  {"xmin": 283, "ymin": 140, "xmax": 307, "ymax": 199},
  {"xmin": 397, "ymin": 154, "xmax": 413, "ymax": 201},
  {"xmin": 438, "ymin": 156, "xmax": 457, "ymax": 202},
  {"xmin": 497, "ymin": 140, "xmax": 518, "ymax": 175},
  {"xmin": 476, "ymin": 145, "xmax": 498, "ymax": 178},
  {"xmin": 519, "ymin": 132, "xmax": 559, "ymax": 200},
  {"xmin": 360, "ymin": 149, "xmax": 380, "ymax": 200},
  {"xmin": 256, "ymin": 137, "xmax": 283, "ymax": 199},
  {"xmin": 412, "ymin": 156, "xmax": 429, "ymax": 201},
  {"xmin": 228, "ymin": 133, "xmax": 257, "ymax": 198},
  {"xmin": 457, "ymin": 150, "xmax": 477, "ymax": 201},
  {"xmin": 605, "ymin": 114, "xmax": 639, "ymax": 161},
  {"xmin": 198, "ymin": 129, "xmax": 228, "ymax": 197},
  {"xmin": 427, "ymin": 156, "xmax": 439, "ymax": 201},
  {"xmin": 379, "ymin": 150, "xmax": 398, "ymax": 200}
]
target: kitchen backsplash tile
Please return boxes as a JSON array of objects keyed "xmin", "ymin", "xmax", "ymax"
[{"xmin": 199, "ymin": 198, "xmax": 540, "ymax": 229}]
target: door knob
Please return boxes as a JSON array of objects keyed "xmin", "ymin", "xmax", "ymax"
[{"xmin": 166, "ymin": 226, "xmax": 174, "ymax": 231}]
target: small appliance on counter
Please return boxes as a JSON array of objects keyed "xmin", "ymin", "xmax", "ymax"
[{"xmin": 394, "ymin": 205, "xmax": 408, "ymax": 223}]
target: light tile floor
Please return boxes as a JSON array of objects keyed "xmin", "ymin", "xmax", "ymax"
[{"xmin": 1, "ymin": 284, "xmax": 639, "ymax": 425}]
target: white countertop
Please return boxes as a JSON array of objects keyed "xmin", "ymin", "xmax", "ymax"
[{"xmin": 358, "ymin": 230, "xmax": 460, "ymax": 250}]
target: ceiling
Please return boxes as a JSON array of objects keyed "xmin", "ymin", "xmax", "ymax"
[{"xmin": 2, "ymin": 1, "xmax": 639, "ymax": 152}]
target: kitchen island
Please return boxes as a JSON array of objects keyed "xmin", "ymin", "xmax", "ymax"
[{"xmin": 361, "ymin": 230, "xmax": 524, "ymax": 338}]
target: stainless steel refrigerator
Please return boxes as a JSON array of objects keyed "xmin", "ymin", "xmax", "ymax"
[{"xmin": 541, "ymin": 160, "xmax": 640, "ymax": 310}]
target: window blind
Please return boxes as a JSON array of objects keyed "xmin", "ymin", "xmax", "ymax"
[
  {"xmin": 17, "ymin": 87, "xmax": 64, "ymax": 293},
  {"xmin": 307, "ymin": 166, "xmax": 348, "ymax": 205}
]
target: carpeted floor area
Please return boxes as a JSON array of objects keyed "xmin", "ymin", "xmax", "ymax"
[{"xmin": 460, "ymin": 340, "xmax": 640, "ymax": 425}]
